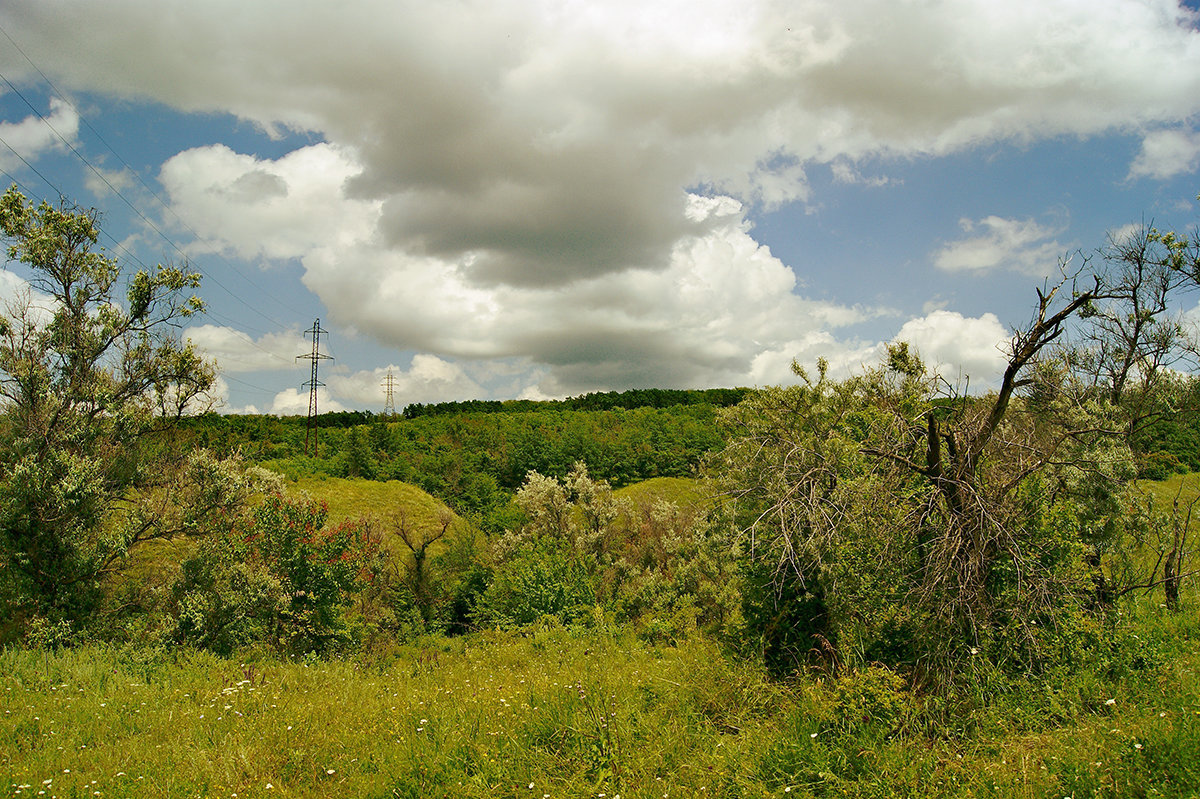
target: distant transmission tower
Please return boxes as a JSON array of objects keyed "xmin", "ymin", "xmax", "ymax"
[
  {"xmin": 382, "ymin": 370, "xmax": 398, "ymax": 417},
  {"xmin": 297, "ymin": 318, "xmax": 332, "ymax": 457}
]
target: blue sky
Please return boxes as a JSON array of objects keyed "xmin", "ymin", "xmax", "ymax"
[{"xmin": 1, "ymin": 0, "xmax": 1199, "ymax": 414}]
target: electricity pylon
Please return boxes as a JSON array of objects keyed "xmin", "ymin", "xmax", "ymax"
[
  {"xmin": 382, "ymin": 370, "xmax": 398, "ymax": 417},
  {"xmin": 297, "ymin": 318, "xmax": 332, "ymax": 457}
]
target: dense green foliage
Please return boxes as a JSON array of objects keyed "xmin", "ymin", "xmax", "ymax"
[
  {"xmin": 474, "ymin": 464, "xmax": 741, "ymax": 641},
  {"xmin": 1131, "ymin": 375, "xmax": 1200, "ymax": 478},
  {"xmin": 183, "ymin": 404, "xmax": 728, "ymax": 533},
  {"xmin": 183, "ymin": 376, "xmax": 1200, "ymax": 497},
  {"xmin": 0, "ymin": 187, "xmax": 239, "ymax": 638}
]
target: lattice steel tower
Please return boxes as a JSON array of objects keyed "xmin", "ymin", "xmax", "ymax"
[
  {"xmin": 382, "ymin": 370, "xmax": 398, "ymax": 417},
  {"xmin": 297, "ymin": 318, "xmax": 332, "ymax": 456}
]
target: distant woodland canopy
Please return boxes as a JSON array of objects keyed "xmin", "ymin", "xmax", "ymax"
[
  {"xmin": 400, "ymin": 387, "xmax": 750, "ymax": 418},
  {"xmin": 172, "ymin": 376, "xmax": 1200, "ymax": 552},
  {"xmin": 180, "ymin": 389, "xmax": 743, "ymax": 522}
]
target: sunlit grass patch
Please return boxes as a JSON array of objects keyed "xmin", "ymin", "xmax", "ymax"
[
  {"xmin": 614, "ymin": 477, "xmax": 711, "ymax": 512},
  {"xmin": 0, "ymin": 631, "xmax": 790, "ymax": 797},
  {"xmin": 9, "ymin": 481, "xmax": 1200, "ymax": 797},
  {"xmin": 1139, "ymin": 473, "xmax": 1200, "ymax": 507},
  {"xmin": 290, "ymin": 476, "xmax": 454, "ymax": 528}
]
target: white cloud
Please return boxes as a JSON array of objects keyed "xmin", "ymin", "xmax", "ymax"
[
  {"xmin": 1128, "ymin": 128, "xmax": 1200, "ymax": 181},
  {"xmin": 192, "ymin": 375, "xmax": 263, "ymax": 415},
  {"xmin": 0, "ymin": 270, "xmax": 59, "ymax": 326},
  {"xmin": 185, "ymin": 324, "xmax": 307, "ymax": 373},
  {"xmin": 168, "ymin": 150, "xmax": 872, "ymax": 393},
  {"xmin": 933, "ymin": 215, "xmax": 1069, "ymax": 275},
  {"xmin": 0, "ymin": 97, "xmax": 78, "ymax": 172},
  {"xmin": 0, "ymin": 270, "xmax": 31, "ymax": 307},
  {"xmin": 83, "ymin": 166, "xmax": 136, "ymax": 198},
  {"xmin": 1183, "ymin": 299, "xmax": 1200, "ymax": 341},
  {"xmin": 830, "ymin": 161, "xmax": 895, "ymax": 188},
  {"xmin": 751, "ymin": 333, "xmax": 884, "ymax": 385},
  {"xmin": 5, "ymin": 0, "xmax": 1200, "ymax": 284},
  {"xmin": 159, "ymin": 143, "xmax": 379, "ymax": 261},
  {"xmin": 1106, "ymin": 222, "xmax": 1150, "ymax": 250},
  {"xmin": 325, "ymin": 355, "xmax": 488, "ymax": 410},
  {"xmin": 269, "ymin": 386, "xmax": 344, "ymax": 416},
  {"xmin": 891, "ymin": 310, "xmax": 1009, "ymax": 385}
]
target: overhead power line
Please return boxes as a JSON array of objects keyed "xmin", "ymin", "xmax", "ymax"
[
  {"xmin": 0, "ymin": 24, "xmax": 357, "ymax": 413},
  {"xmin": 0, "ymin": 67, "xmax": 293, "ymax": 331},
  {"xmin": 0, "ymin": 134, "xmax": 294, "ymax": 371}
]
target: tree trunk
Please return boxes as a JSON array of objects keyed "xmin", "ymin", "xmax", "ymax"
[
  {"xmin": 1085, "ymin": 546, "xmax": 1114, "ymax": 609},
  {"xmin": 1164, "ymin": 539, "xmax": 1181, "ymax": 612}
]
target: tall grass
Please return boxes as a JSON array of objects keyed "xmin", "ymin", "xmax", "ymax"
[
  {"xmin": 9, "ymin": 471, "xmax": 1200, "ymax": 797},
  {"xmin": 5, "ymin": 608, "xmax": 1200, "ymax": 798},
  {"xmin": 613, "ymin": 478, "xmax": 710, "ymax": 511},
  {"xmin": 2, "ymin": 630, "xmax": 788, "ymax": 798}
]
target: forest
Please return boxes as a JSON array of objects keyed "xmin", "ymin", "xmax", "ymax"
[{"xmin": 4, "ymin": 184, "xmax": 1200, "ymax": 796}]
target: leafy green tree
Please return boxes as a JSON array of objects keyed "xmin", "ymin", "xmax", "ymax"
[
  {"xmin": 1066, "ymin": 224, "xmax": 1198, "ymax": 459},
  {"xmin": 473, "ymin": 545, "xmax": 596, "ymax": 628},
  {"xmin": 341, "ymin": 425, "xmax": 377, "ymax": 478},
  {"xmin": 1061, "ymin": 214, "xmax": 1200, "ymax": 605},
  {"xmin": 0, "ymin": 187, "xmax": 220, "ymax": 635},
  {"xmin": 607, "ymin": 496, "xmax": 745, "ymax": 645},
  {"xmin": 711, "ymin": 361, "xmax": 900, "ymax": 674},
  {"xmin": 475, "ymin": 464, "xmax": 619, "ymax": 628}
]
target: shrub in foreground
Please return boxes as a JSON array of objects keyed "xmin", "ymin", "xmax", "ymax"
[{"xmin": 170, "ymin": 492, "xmax": 375, "ymax": 655}]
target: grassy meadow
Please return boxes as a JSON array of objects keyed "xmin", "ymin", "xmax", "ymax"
[
  {"xmin": 5, "ymin": 475, "xmax": 1200, "ymax": 798},
  {"xmin": 4, "ymin": 611, "xmax": 1200, "ymax": 799},
  {"xmin": 8, "ymin": 163, "xmax": 1200, "ymax": 799},
  {"xmin": 1139, "ymin": 473, "xmax": 1200, "ymax": 516}
]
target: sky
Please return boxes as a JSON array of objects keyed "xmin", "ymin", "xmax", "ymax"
[{"xmin": 0, "ymin": 0, "xmax": 1199, "ymax": 415}]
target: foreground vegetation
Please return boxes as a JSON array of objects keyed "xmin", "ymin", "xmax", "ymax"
[{"xmin": 4, "ymin": 608, "xmax": 1200, "ymax": 798}]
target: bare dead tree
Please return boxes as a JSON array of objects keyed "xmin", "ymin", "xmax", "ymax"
[
  {"xmin": 861, "ymin": 265, "xmax": 1112, "ymax": 656},
  {"xmin": 392, "ymin": 507, "xmax": 453, "ymax": 621},
  {"xmin": 718, "ymin": 242, "xmax": 1198, "ymax": 678},
  {"xmin": 1162, "ymin": 484, "xmax": 1196, "ymax": 611}
]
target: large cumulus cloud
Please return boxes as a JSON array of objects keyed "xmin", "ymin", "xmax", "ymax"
[{"xmin": 165, "ymin": 145, "xmax": 873, "ymax": 393}]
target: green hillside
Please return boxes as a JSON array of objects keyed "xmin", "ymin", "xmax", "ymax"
[
  {"xmin": 291, "ymin": 475, "xmax": 457, "ymax": 529},
  {"xmin": 614, "ymin": 475, "xmax": 713, "ymax": 509}
]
